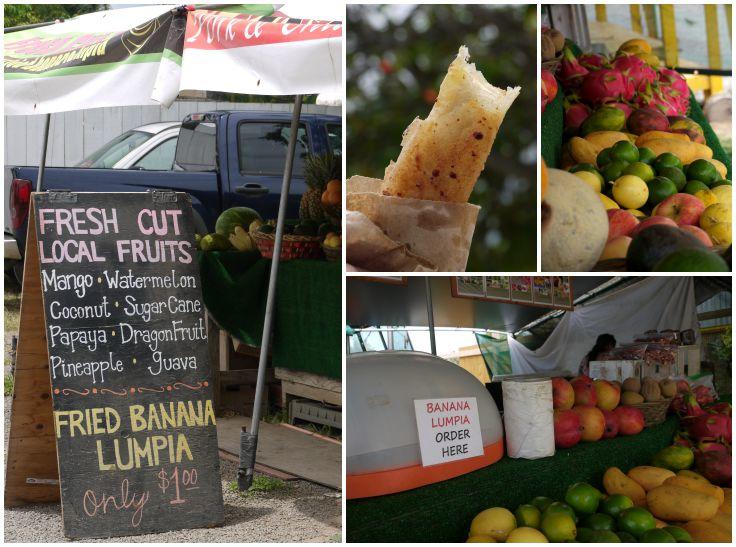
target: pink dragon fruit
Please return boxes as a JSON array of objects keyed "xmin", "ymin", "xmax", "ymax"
[
  {"xmin": 696, "ymin": 440, "xmax": 730, "ymax": 455},
  {"xmin": 658, "ymin": 67, "xmax": 690, "ymax": 108},
  {"xmin": 696, "ymin": 451, "xmax": 732, "ymax": 486},
  {"xmin": 564, "ymin": 102, "xmax": 591, "ymax": 131},
  {"xmin": 612, "ymin": 54, "xmax": 656, "ymax": 91},
  {"xmin": 607, "ymin": 102, "xmax": 634, "ymax": 120},
  {"xmin": 693, "ymin": 385, "xmax": 715, "ymax": 406},
  {"xmin": 557, "ymin": 47, "xmax": 589, "ymax": 89},
  {"xmin": 578, "ymin": 53, "xmax": 609, "ymax": 71},
  {"xmin": 672, "ymin": 430, "xmax": 693, "ymax": 449},
  {"xmin": 676, "ymin": 379, "xmax": 691, "ymax": 393},
  {"xmin": 579, "ymin": 69, "xmax": 635, "ymax": 104},
  {"xmin": 678, "ymin": 392, "xmax": 707, "ymax": 419},
  {"xmin": 706, "ymin": 402, "xmax": 732, "ymax": 416},
  {"xmin": 541, "ymin": 69, "xmax": 558, "ymax": 113},
  {"xmin": 687, "ymin": 413, "xmax": 731, "ymax": 443}
]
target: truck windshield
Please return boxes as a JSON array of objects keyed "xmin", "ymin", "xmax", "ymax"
[
  {"xmin": 174, "ymin": 120, "xmax": 217, "ymax": 171},
  {"xmin": 76, "ymin": 130, "xmax": 152, "ymax": 168}
]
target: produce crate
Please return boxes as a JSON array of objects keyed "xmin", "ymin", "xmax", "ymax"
[
  {"xmin": 589, "ymin": 360, "xmax": 642, "ymax": 382},
  {"xmin": 676, "ymin": 345, "xmax": 701, "ymax": 377},
  {"xmin": 641, "ymin": 361, "xmax": 677, "ymax": 381}
]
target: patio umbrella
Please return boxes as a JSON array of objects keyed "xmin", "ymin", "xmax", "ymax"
[{"xmin": 5, "ymin": 3, "xmax": 342, "ymax": 491}]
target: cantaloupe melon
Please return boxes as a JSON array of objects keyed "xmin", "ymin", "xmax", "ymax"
[{"xmin": 542, "ymin": 169, "xmax": 608, "ymax": 271}]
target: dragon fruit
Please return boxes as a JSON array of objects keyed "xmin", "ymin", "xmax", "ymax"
[
  {"xmin": 658, "ymin": 67, "xmax": 690, "ymax": 108},
  {"xmin": 580, "ymin": 69, "xmax": 635, "ymax": 104},
  {"xmin": 696, "ymin": 440, "xmax": 730, "ymax": 455},
  {"xmin": 607, "ymin": 102, "xmax": 634, "ymax": 120},
  {"xmin": 612, "ymin": 54, "xmax": 656, "ymax": 91},
  {"xmin": 541, "ymin": 69, "xmax": 558, "ymax": 113},
  {"xmin": 676, "ymin": 379, "xmax": 691, "ymax": 393},
  {"xmin": 564, "ymin": 102, "xmax": 591, "ymax": 131},
  {"xmin": 693, "ymin": 385, "xmax": 715, "ymax": 406},
  {"xmin": 557, "ymin": 47, "xmax": 589, "ymax": 89},
  {"xmin": 672, "ymin": 430, "xmax": 693, "ymax": 449},
  {"xmin": 705, "ymin": 402, "xmax": 732, "ymax": 416},
  {"xmin": 696, "ymin": 451, "xmax": 732, "ymax": 486},
  {"xmin": 687, "ymin": 413, "xmax": 731, "ymax": 443},
  {"xmin": 677, "ymin": 392, "xmax": 707, "ymax": 419},
  {"xmin": 578, "ymin": 53, "xmax": 609, "ymax": 71}
]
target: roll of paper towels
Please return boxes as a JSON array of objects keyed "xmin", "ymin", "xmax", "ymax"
[{"xmin": 502, "ymin": 377, "xmax": 555, "ymax": 459}]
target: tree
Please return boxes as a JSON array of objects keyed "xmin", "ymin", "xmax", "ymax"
[
  {"xmin": 347, "ymin": 5, "xmax": 537, "ymax": 270},
  {"xmin": 5, "ymin": 5, "xmax": 107, "ymax": 29}
]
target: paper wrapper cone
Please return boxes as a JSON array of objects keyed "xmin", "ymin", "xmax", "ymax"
[{"xmin": 346, "ymin": 176, "xmax": 479, "ymax": 271}]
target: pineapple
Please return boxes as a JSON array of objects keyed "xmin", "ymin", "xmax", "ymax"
[{"xmin": 300, "ymin": 152, "xmax": 340, "ymax": 221}]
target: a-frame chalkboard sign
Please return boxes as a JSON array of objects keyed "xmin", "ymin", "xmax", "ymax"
[{"xmin": 5, "ymin": 191, "xmax": 224, "ymax": 538}]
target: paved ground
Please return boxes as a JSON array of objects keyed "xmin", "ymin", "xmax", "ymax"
[{"xmin": 3, "ymin": 279, "xmax": 341, "ymax": 543}]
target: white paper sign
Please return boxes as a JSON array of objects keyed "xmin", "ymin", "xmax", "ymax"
[{"xmin": 414, "ymin": 397, "xmax": 484, "ymax": 467}]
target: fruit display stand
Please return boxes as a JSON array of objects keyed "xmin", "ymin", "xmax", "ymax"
[
  {"xmin": 198, "ymin": 251, "xmax": 341, "ymax": 381},
  {"xmin": 346, "ymin": 416, "xmax": 678, "ymax": 543}
]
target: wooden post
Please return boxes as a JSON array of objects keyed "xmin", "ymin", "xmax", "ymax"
[
  {"xmin": 704, "ymin": 4, "xmax": 722, "ymax": 95},
  {"xmin": 630, "ymin": 5, "xmax": 643, "ymax": 35},
  {"xmin": 595, "ymin": 5, "xmax": 607, "ymax": 23},
  {"xmin": 644, "ymin": 5, "xmax": 659, "ymax": 39},
  {"xmin": 725, "ymin": 4, "xmax": 732, "ymax": 40},
  {"xmin": 4, "ymin": 199, "xmax": 59, "ymax": 506},
  {"xmin": 660, "ymin": 5, "xmax": 678, "ymax": 67}
]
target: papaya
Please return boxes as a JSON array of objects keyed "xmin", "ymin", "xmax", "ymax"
[
  {"xmin": 585, "ymin": 131, "xmax": 630, "ymax": 150},
  {"xmin": 580, "ymin": 106, "xmax": 626, "ymax": 136},
  {"xmin": 664, "ymin": 475, "xmax": 724, "ymax": 504},
  {"xmin": 627, "ymin": 466, "xmax": 675, "ymax": 491},
  {"xmin": 643, "ymin": 138, "xmax": 713, "ymax": 164},
  {"xmin": 682, "ymin": 520, "xmax": 731, "ymax": 542},
  {"xmin": 622, "ymin": 377, "xmax": 641, "ymax": 393},
  {"xmin": 647, "ymin": 484, "xmax": 720, "ymax": 521},
  {"xmin": 708, "ymin": 512, "xmax": 732, "ymax": 534},
  {"xmin": 678, "ymin": 469, "xmax": 709, "ymax": 483},
  {"xmin": 569, "ymin": 137, "xmax": 602, "ymax": 166},
  {"xmin": 635, "ymin": 131, "xmax": 690, "ymax": 147},
  {"xmin": 603, "ymin": 467, "xmax": 647, "ymax": 506}
]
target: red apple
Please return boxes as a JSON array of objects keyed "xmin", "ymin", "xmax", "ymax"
[
  {"xmin": 573, "ymin": 405, "xmax": 606, "ymax": 442},
  {"xmin": 554, "ymin": 409, "xmax": 583, "ymax": 448},
  {"xmin": 629, "ymin": 215, "xmax": 678, "ymax": 238},
  {"xmin": 653, "ymin": 193, "xmax": 706, "ymax": 226},
  {"xmin": 594, "ymin": 379, "xmax": 621, "ymax": 411},
  {"xmin": 552, "ymin": 377, "xmax": 575, "ymax": 410},
  {"xmin": 571, "ymin": 376, "xmax": 597, "ymax": 407},
  {"xmin": 680, "ymin": 225, "xmax": 713, "ymax": 247},
  {"xmin": 607, "ymin": 209, "xmax": 639, "ymax": 241},
  {"xmin": 613, "ymin": 405, "xmax": 645, "ymax": 435},
  {"xmin": 599, "ymin": 236, "xmax": 632, "ymax": 261},
  {"xmin": 601, "ymin": 409, "xmax": 620, "ymax": 439}
]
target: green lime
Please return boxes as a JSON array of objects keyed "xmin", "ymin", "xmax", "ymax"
[
  {"xmin": 616, "ymin": 531, "xmax": 638, "ymax": 542},
  {"xmin": 541, "ymin": 513, "xmax": 577, "ymax": 542},
  {"xmin": 647, "ymin": 176, "xmax": 678, "ymax": 205},
  {"xmin": 601, "ymin": 160, "xmax": 629, "ymax": 183},
  {"xmin": 584, "ymin": 513, "xmax": 615, "ymax": 531},
  {"xmin": 686, "ymin": 159, "xmax": 719, "ymax": 185},
  {"xmin": 657, "ymin": 166, "xmax": 687, "ymax": 191},
  {"xmin": 576, "ymin": 527, "xmax": 595, "ymax": 542},
  {"xmin": 653, "ymin": 248, "xmax": 729, "ymax": 272},
  {"xmin": 565, "ymin": 483, "xmax": 603, "ymax": 515},
  {"xmin": 570, "ymin": 163, "xmax": 598, "ymax": 174},
  {"xmin": 544, "ymin": 502, "xmax": 578, "ymax": 524},
  {"xmin": 683, "ymin": 180, "xmax": 709, "ymax": 195},
  {"xmin": 653, "ymin": 152, "xmax": 683, "ymax": 172},
  {"xmin": 623, "ymin": 161, "xmax": 655, "ymax": 182},
  {"xmin": 662, "ymin": 526, "xmax": 692, "ymax": 542},
  {"xmin": 637, "ymin": 147, "xmax": 656, "ymax": 164},
  {"xmin": 600, "ymin": 494, "xmax": 634, "ymax": 518},
  {"xmin": 515, "ymin": 504, "xmax": 541, "ymax": 529},
  {"xmin": 711, "ymin": 178, "xmax": 732, "ymax": 188},
  {"xmin": 597, "ymin": 148, "xmax": 613, "ymax": 168},
  {"xmin": 592, "ymin": 530, "xmax": 622, "ymax": 543},
  {"xmin": 610, "ymin": 140, "xmax": 639, "ymax": 163},
  {"xmin": 641, "ymin": 529, "xmax": 677, "ymax": 543},
  {"xmin": 531, "ymin": 496, "xmax": 554, "ymax": 513},
  {"xmin": 617, "ymin": 507, "xmax": 656, "ymax": 538}
]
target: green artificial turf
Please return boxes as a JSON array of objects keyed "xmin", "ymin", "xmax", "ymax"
[{"xmin": 346, "ymin": 416, "xmax": 679, "ymax": 543}]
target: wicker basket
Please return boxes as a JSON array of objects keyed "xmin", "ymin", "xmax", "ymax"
[
  {"xmin": 322, "ymin": 242, "xmax": 341, "ymax": 262},
  {"xmin": 630, "ymin": 398, "xmax": 672, "ymax": 427},
  {"xmin": 252, "ymin": 231, "xmax": 323, "ymax": 260}
]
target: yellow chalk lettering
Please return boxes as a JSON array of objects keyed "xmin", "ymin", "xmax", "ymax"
[
  {"xmin": 176, "ymin": 433, "xmax": 193, "ymax": 462},
  {"xmin": 96, "ymin": 440, "xmax": 115, "ymax": 471},
  {"xmin": 130, "ymin": 404, "xmax": 146, "ymax": 432}
]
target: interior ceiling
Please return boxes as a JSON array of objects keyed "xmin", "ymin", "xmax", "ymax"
[{"xmin": 346, "ymin": 276, "xmax": 732, "ymax": 335}]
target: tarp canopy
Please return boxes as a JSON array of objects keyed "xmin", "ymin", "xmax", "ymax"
[
  {"xmin": 4, "ymin": 4, "xmax": 343, "ymax": 115},
  {"xmin": 508, "ymin": 276, "xmax": 699, "ymax": 375}
]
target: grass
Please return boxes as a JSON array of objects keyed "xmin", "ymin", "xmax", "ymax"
[
  {"xmin": 264, "ymin": 408, "xmax": 288, "ymax": 424},
  {"xmin": 227, "ymin": 475, "xmax": 287, "ymax": 498},
  {"xmin": 4, "ymin": 373, "xmax": 14, "ymax": 396},
  {"xmin": 5, "ymin": 285, "xmax": 21, "ymax": 335}
]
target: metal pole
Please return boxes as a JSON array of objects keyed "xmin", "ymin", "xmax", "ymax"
[
  {"xmin": 238, "ymin": 94, "xmax": 303, "ymax": 491},
  {"xmin": 425, "ymin": 278, "xmax": 437, "ymax": 355},
  {"xmin": 36, "ymin": 114, "xmax": 51, "ymax": 192}
]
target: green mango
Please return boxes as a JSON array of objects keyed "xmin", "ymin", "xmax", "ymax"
[{"xmin": 580, "ymin": 106, "xmax": 626, "ymax": 136}]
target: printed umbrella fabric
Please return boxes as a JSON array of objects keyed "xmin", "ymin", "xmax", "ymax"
[{"xmin": 4, "ymin": 4, "xmax": 343, "ymax": 115}]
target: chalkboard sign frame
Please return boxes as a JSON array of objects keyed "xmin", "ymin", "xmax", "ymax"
[{"xmin": 5, "ymin": 192, "xmax": 225, "ymax": 539}]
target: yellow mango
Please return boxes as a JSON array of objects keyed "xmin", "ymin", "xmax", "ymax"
[
  {"xmin": 683, "ymin": 520, "xmax": 731, "ymax": 543},
  {"xmin": 664, "ymin": 475, "xmax": 724, "ymax": 504},
  {"xmin": 569, "ymin": 137, "xmax": 603, "ymax": 166},
  {"xmin": 603, "ymin": 467, "xmax": 647, "ymax": 506},
  {"xmin": 647, "ymin": 484, "xmax": 720, "ymax": 522},
  {"xmin": 709, "ymin": 512, "xmax": 732, "ymax": 534},
  {"xmin": 678, "ymin": 470, "xmax": 710, "ymax": 483},
  {"xmin": 585, "ymin": 131, "xmax": 631, "ymax": 150},
  {"xmin": 627, "ymin": 466, "xmax": 676, "ymax": 491},
  {"xmin": 644, "ymin": 139, "xmax": 713, "ymax": 164},
  {"xmin": 635, "ymin": 131, "xmax": 690, "ymax": 147}
]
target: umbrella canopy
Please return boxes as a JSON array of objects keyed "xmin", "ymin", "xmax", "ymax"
[{"xmin": 5, "ymin": 4, "xmax": 343, "ymax": 115}]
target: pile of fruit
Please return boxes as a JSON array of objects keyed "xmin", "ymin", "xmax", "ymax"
[
  {"xmin": 198, "ymin": 206, "xmax": 262, "ymax": 252},
  {"xmin": 540, "ymin": 26, "xmax": 565, "ymax": 113},
  {"xmin": 552, "ymin": 376, "xmax": 645, "ymax": 449},
  {"xmin": 466, "ymin": 460, "xmax": 731, "ymax": 542}
]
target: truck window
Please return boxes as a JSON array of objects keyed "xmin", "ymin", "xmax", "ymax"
[
  {"xmin": 237, "ymin": 122, "xmax": 308, "ymax": 176},
  {"xmin": 326, "ymin": 123, "xmax": 342, "ymax": 156},
  {"xmin": 132, "ymin": 137, "xmax": 178, "ymax": 171},
  {"xmin": 174, "ymin": 121, "xmax": 216, "ymax": 171},
  {"xmin": 76, "ymin": 130, "xmax": 152, "ymax": 168}
]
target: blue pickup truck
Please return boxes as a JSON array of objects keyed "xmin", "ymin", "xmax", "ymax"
[{"xmin": 8, "ymin": 109, "xmax": 341, "ymax": 279}]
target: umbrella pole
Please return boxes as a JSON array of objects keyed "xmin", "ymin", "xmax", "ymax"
[
  {"xmin": 36, "ymin": 114, "xmax": 51, "ymax": 192},
  {"xmin": 238, "ymin": 94, "xmax": 304, "ymax": 491},
  {"xmin": 425, "ymin": 278, "xmax": 437, "ymax": 355}
]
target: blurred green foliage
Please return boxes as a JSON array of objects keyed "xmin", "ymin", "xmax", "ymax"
[
  {"xmin": 4, "ymin": 5, "xmax": 106, "ymax": 28},
  {"xmin": 347, "ymin": 4, "xmax": 537, "ymax": 271}
]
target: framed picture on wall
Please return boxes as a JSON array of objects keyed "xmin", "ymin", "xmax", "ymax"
[
  {"xmin": 451, "ymin": 276, "xmax": 486, "ymax": 299},
  {"xmin": 485, "ymin": 276, "xmax": 511, "ymax": 301},
  {"xmin": 510, "ymin": 276, "xmax": 533, "ymax": 303},
  {"xmin": 552, "ymin": 276, "xmax": 574, "ymax": 310},
  {"xmin": 532, "ymin": 276, "xmax": 553, "ymax": 305}
]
